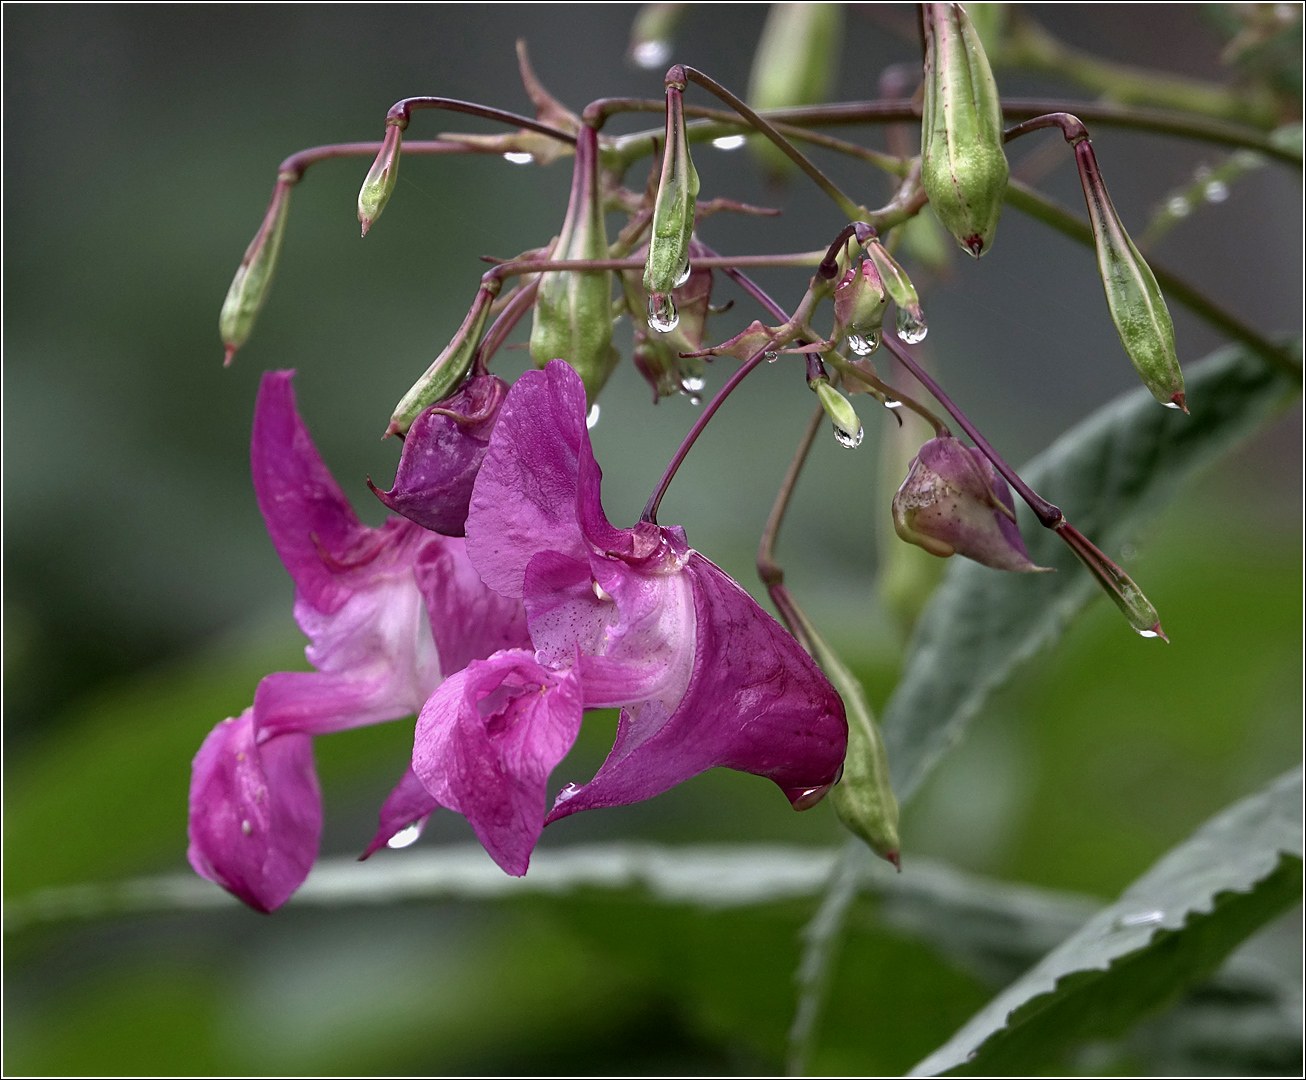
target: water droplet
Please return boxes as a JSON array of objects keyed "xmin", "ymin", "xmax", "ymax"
[
  {"xmin": 896, "ymin": 306, "xmax": 928, "ymax": 344},
  {"xmin": 674, "ymin": 261, "xmax": 693, "ymax": 287},
  {"xmin": 883, "ymin": 399, "xmax": 902, "ymax": 410},
  {"xmin": 632, "ymin": 39, "xmax": 672, "ymax": 70},
  {"xmin": 833, "ymin": 422, "xmax": 864, "ymax": 449},
  {"xmin": 387, "ymin": 822, "xmax": 423, "ymax": 849},
  {"xmin": 681, "ymin": 374, "xmax": 705, "ymax": 393},
  {"xmin": 556, "ymin": 782, "xmax": 582, "ymax": 802},
  {"xmin": 1162, "ymin": 400, "xmax": 1184, "ymax": 410},
  {"xmin": 1204, "ymin": 179, "xmax": 1229, "ymax": 203},
  {"xmin": 711, "ymin": 134, "xmax": 746, "ymax": 151},
  {"xmin": 586, "ymin": 403, "xmax": 601, "ymax": 429},
  {"xmin": 241, "ymin": 819, "xmax": 252, "ymax": 836},
  {"xmin": 1120, "ymin": 909, "xmax": 1164, "ymax": 926},
  {"xmin": 847, "ymin": 334, "xmax": 871, "ymax": 356},
  {"xmin": 591, "ymin": 578, "xmax": 612, "ymax": 602},
  {"xmin": 647, "ymin": 293, "xmax": 679, "ymax": 333},
  {"xmin": 1167, "ymin": 195, "xmax": 1192, "ymax": 218},
  {"xmin": 503, "ymin": 152, "xmax": 534, "ymax": 165},
  {"xmin": 1138, "ymin": 629, "xmax": 1160, "ymax": 638},
  {"xmin": 765, "ymin": 351, "xmax": 779, "ymax": 363},
  {"xmin": 785, "ymin": 781, "xmax": 835, "ymax": 810}
]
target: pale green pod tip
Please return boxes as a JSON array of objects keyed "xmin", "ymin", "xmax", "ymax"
[
  {"xmin": 219, "ymin": 179, "xmax": 293, "ymax": 366},
  {"xmin": 643, "ymin": 87, "xmax": 700, "ymax": 297},
  {"xmin": 921, "ymin": 2, "xmax": 1009, "ymax": 256},
  {"xmin": 358, "ymin": 125, "xmax": 403, "ymax": 237},
  {"xmin": 812, "ymin": 378, "xmax": 864, "ymax": 449}
]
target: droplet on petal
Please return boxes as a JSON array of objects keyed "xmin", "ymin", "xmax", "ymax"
[
  {"xmin": 386, "ymin": 822, "xmax": 423, "ymax": 849},
  {"xmin": 586, "ymin": 403, "xmax": 601, "ymax": 429}
]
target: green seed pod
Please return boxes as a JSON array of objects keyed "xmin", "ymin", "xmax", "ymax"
[
  {"xmin": 219, "ymin": 177, "xmax": 293, "ymax": 366},
  {"xmin": 358, "ymin": 123, "xmax": 403, "ymax": 236},
  {"xmin": 531, "ymin": 125, "xmax": 619, "ymax": 402},
  {"xmin": 865, "ymin": 240, "xmax": 929, "ymax": 344},
  {"xmin": 747, "ymin": 3, "xmax": 843, "ymax": 176},
  {"xmin": 810, "ymin": 377, "xmax": 864, "ymax": 449},
  {"xmin": 1056, "ymin": 522, "xmax": 1168, "ymax": 640},
  {"xmin": 1075, "ymin": 139, "xmax": 1186, "ymax": 410},
  {"xmin": 388, "ymin": 279, "xmax": 501, "ymax": 437},
  {"xmin": 643, "ymin": 78, "xmax": 700, "ymax": 301},
  {"xmin": 787, "ymin": 604, "xmax": 899, "ymax": 866},
  {"xmin": 921, "ymin": 3, "xmax": 1009, "ymax": 257}
]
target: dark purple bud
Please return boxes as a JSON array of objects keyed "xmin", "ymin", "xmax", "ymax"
[
  {"xmin": 370, "ymin": 374, "xmax": 507, "ymax": 536},
  {"xmin": 893, "ymin": 436, "xmax": 1049, "ymax": 573}
]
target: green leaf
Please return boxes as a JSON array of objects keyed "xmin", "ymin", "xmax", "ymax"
[
  {"xmin": 881, "ymin": 340, "xmax": 1300, "ymax": 802},
  {"xmin": 909, "ymin": 767, "xmax": 1304, "ymax": 1076}
]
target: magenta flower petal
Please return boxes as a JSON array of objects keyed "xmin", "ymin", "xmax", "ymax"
[
  {"xmin": 413, "ymin": 650, "xmax": 583, "ymax": 875},
  {"xmin": 465, "ymin": 364, "xmax": 593, "ymax": 598},
  {"xmin": 187, "ymin": 709, "xmax": 321, "ymax": 913},
  {"xmin": 361, "ymin": 767, "xmax": 438, "ymax": 859},
  {"xmin": 548, "ymin": 552, "xmax": 847, "ymax": 821},
  {"xmin": 253, "ymin": 370, "xmax": 383, "ymax": 613},
  {"xmin": 371, "ymin": 374, "xmax": 507, "ymax": 537}
]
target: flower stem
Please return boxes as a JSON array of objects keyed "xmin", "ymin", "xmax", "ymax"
[
  {"xmin": 758, "ymin": 405, "xmax": 825, "ymax": 592},
  {"xmin": 482, "ymin": 251, "xmax": 826, "ymax": 284},
  {"xmin": 880, "ymin": 335, "xmax": 1065, "ymax": 528},
  {"xmin": 276, "ymin": 140, "xmax": 475, "ymax": 182},
  {"xmin": 673, "ymin": 66, "xmax": 867, "ymax": 220},
  {"xmin": 474, "ymin": 278, "xmax": 539, "ymax": 373},
  {"xmin": 384, "ymin": 96, "xmax": 578, "ymax": 145}
]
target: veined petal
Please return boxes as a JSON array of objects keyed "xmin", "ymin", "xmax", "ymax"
[
  {"xmin": 253, "ymin": 371, "xmax": 390, "ymax": 613},
  {"xmin": 466, "ymin": 363, "xmax": 592, "ymax": 598},
  {"xmin": 548, "ymin": 553, "xmax": 847, "ymax": 821},
  {"xmin": 371, "ymin": 374, "xmax": 507, "ymax": 537},
  {"xmin": 187, "ymin": 709, "xmax": 320, "ymax": 913},
  {"xmin": 361, "ymin": 767, "xmax": 438, "ymax": 859},
  {"xmin": 413, "ymin": 650, "xmax": 583, "ymax": 876}
]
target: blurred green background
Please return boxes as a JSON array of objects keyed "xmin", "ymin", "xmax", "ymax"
[{"xmin": 4, "ymin": 4, "xmax": 1301, "ymax": 1075}]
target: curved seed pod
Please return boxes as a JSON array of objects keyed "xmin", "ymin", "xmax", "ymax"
[
  {"xmin": 388, "ymin": 280, "xmax": 501, "ymax": 437},
  {"xmin": 530, "ymin": 124, "xmax": 619, "ymax": 402},
  {"xmin": 643, "ymin": 77, "xmax": 700, "ymax": 302},
  {"xmin": 786, "ymin": 603, "xmax": 899, "ymax": 866},
  {"xmin": 1075, "ymin": 139, "xmax": 1186, "ymax": 410},
  {"xmin": 358, "ymin": 123, "xmax": 403, "ymax": 236},
  {"xmin": 746, "ymin": 3, "xmax": 843, "ymax": 176},
  {"xmin": 921, "ymin": 3, "xmax": 1009, "ymax": 257},
  {"xmin": 219, "ymin": 177, "xmax": 293, "ymax": 366},
  {"xmin": 1056, "ymin": 522, "xmax": 1167, "ymax": 639}
]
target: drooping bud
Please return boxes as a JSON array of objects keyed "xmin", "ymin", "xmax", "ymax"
[
  {"xmin": 746, "ymin": 3, "xmax": 843, "ymax": 177},
  {"xmin": 389, "ymin": 279, "xmax": 501, "ymax": 437},
  {"xmin": 358, "ymin": 122, "xmax": 403, "ymax": 236},
  {"xmin": 785, "ymin": 601, "xmax": 899, "ymax": 866},
  {"xmin": 370, "ymin": 374, "xmax": 507, "ymax": 536},
  {"xmin": 921, "ymin": 3, "xmax": 1010, "ymax": 257},
  {"xmin": 219, "ymin": 176, "xmax": 293, "ymax": 366},
  {"xmin": 833, "ymin": 259, "xmax": 888, "ymax": 356},
  {"xmin": 627, "ymin": 3, "xmax": 689, "ymax": 70},
  {"xmin": 893, "ymin": 436, "xmax": 1049, "ymax": 573},
  {"xmin": 1074, "ymin": 139, "xmax": 1186, "ymax": 410},
  {"xmin": 1055, "ymin": 522, "xmax": 1167, "ymax": 640},
  {"xmin": 810, "ymin": 377, "xmax": 864, "ymax": 449},
  {"xmin": 643, "ymin": 71, "xmax": 700, "ymax": 325},
  {"xmin": 865, "ymin": 240, "xmax": 928, "ymax": 344},
  {"xmin": 530, "ymin": 124, "xmax": 619, "ymax": 402}
]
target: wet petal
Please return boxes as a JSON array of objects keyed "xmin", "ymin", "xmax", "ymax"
[
  {"xmin": 361, "ymin": 767, "xmax": 438, "ymax": 859},
  {"xmin": 371, "ymin": 374, "xmax": 507, "ymax": 536},
  {"xmin": 187, "ymin": 709, "xmax": 320, "ymax": 913},
  {"xmin": 548, "ymin": 553, "xmax": 847, "ymax": 820},
  {"xmin": 413, "ymin": 650, "xmax": 583, "ymax": 875}
]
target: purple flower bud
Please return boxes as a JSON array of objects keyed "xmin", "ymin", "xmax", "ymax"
[
  {"xmin": 892, "ymin": 436, "xmax": 1049, "ymax": 573},
  {"xmin": 370, "ymin": 374, "xmax": 507, "ymax": 536}
]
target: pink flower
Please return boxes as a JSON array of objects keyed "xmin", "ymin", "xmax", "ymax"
[
  {"xmin": 413, "ymin": 361, "xmax": 848, "ymax": 875},
  {"xmin": 187, "ymin": 372, "xmax": 527, "ymax": 911}
]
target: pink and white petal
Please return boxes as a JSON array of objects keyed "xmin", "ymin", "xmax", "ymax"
[
  {"xmin": 252, "ymin": 371, "xmax": 381, "ymax": 614},
  {"xmin": 548, "ymin": 552, "xmax": 847, "ymax": 821},
  {"xmin": 361, "ymin": 766, "xmax": 438, "ymax": 859},
  {"xmin": 187, "ymin": 709, "xmax": 321, "ymax": 913},
  {"xmin": 465, "ymin": 363, "xmax": 592, "ymax": 598},
  {"xmin": 413, "ymin": 651, "xmax": 583, "ymax": 876},
  {"xmin": 415, "ymin": 535, "xmax": 530, "ymax": 676}
]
